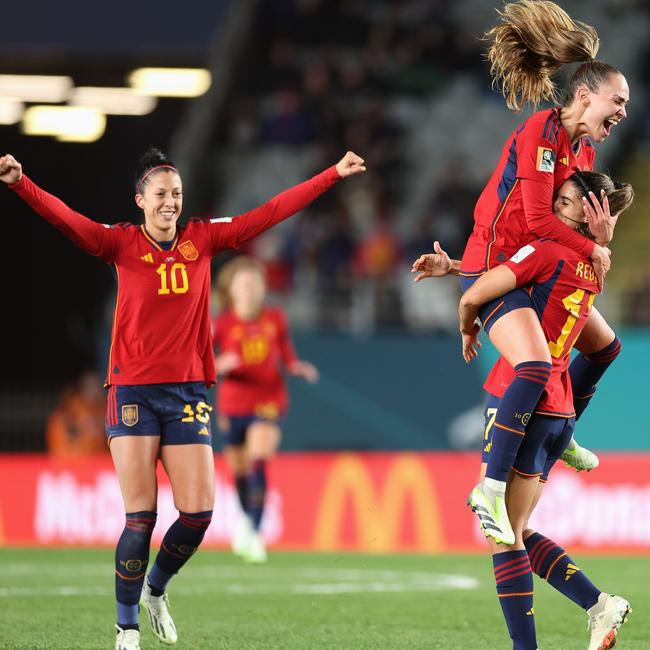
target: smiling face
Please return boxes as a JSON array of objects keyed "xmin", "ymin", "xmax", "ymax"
[
  {"xmin": 135, "ymin": 169, "xmax": 183, "ymax": 241},
  {"xmin": 580, "ymin": 72, "xmax": 629, "ymax": 143}
]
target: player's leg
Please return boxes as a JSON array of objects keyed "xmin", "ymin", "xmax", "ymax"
[
  {"xmin": 219, "ymin": 415, "xmax": 254, "ymax": 556},
  {"xmin": 485, "ymin": 471, "xmax": 539, "ymax": 650},
  {"xmin": 468, "ymin": 305, "xmax": 551, "ymax": 545},
  {"xmin": 523, "ymin": 418, "xmax": 630, "ymax": 649},
  {"xmin": 110, "ymin": 434, "xmax": 160, "ymax": 649},
  {"xmin": 243, "ymin": 419, "xmax": 281, "ymax": 562}
]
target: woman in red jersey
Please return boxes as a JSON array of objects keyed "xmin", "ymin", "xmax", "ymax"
[
  {"xmin": 458, "ymin": 170, "xmax": 634, "ymax": 650},
  {"xmin": 213, "ymin": 256, "xmax": 318, "ymax": 563},
  {"xmin": 0, "ymin": 148, "xmax": 364, "ymax": 650},
  {"xmin": 414, "ymin": 0, "xmax": 629, "ymax": 544}
]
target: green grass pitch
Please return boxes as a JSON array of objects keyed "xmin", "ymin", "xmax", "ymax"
[{"xmin": 0, "ymin": 548, "xmax": 647, "ymax": 649}]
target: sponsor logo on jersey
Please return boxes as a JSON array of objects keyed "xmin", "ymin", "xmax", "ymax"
[
  {"xmin": 122, "ymin": 404, "xmax": 139, "ymax": 427},
  {"xmin": 140, "ymin": 253, "xmax": 155, "ymax": 263},
  {"xmin": 197, "ymin": 426, "xmax": 210, "ymax": 436},
  {"xmin": 558, "ymin": 156, "xmax": 569, "ymax": 166},
  {"xmin": 510, "ymin": 244, "xmax": 536, "ymax": 263},
  {"xmin": 178, "ymin": 240, "xmax": 199, "ymax": 261},
  {"xmin": 526, "ymin": 608, "xmax": 535, "ymax": 616},
  {"xmin": 536, "ymin": 147, "xmax": 555, "ymax": 172}
]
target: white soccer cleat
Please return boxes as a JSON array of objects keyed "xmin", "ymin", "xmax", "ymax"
[
  {"xmin": 231, "ymin": 515, "xmax": 254, "ymax": 557},
  {"xmin": 561, "ymin": 438, "xmax": 600, "ymax": 472},
  {"xmin": 466, "ymin": 482, "xmax": 515, "ymax": 546},
  {"xmin": 115, "ymin": 625, "xmax": 141, "ymax": 650},
  {"xmin": 587, "ymin": 593, "xmax": 631, "ymax": 650},
  {"xmin": 244, "ymin": 532, "xmax": 268, "ymax": 563},
  {"xmin": 141, "ymin": 581, "xmax": 178, "ymax": 645}
]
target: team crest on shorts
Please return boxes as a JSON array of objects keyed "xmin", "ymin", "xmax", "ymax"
[
  {"xmin": 122, "ymin": 404, "xmax": 139, "ymax": 427},
  {"xmin": 536, "ymin": 147, "xmax": 555, "ymax": 172},
  {"xmin": 178, "ymin": 240, "xmax": 199, "ymax": 261}
]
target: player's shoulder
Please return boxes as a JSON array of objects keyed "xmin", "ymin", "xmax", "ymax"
[
  {"xmin": 105, "ymin": 221, "xmax": 137, "ymax": 232},
  {"xmin": 187, "ymin": 215, "xmax": 234, "ymax": 227},
  {"xmin": 521, "ymin": 108, "xmax": 563, "ymax": 145},
  {"xmin": 264, "ymin": 305, "xmax": 287, "ymax": 323}
]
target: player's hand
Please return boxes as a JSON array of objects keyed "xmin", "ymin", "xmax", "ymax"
[
  {"xmin": 584, "ymin": 190, "xmax": 616, "ymax": 245},
  {"xmin": 411, "ymin": 241, "xmax": 453, "ymax": 281},
  {"xmin": 461, "ymin": 323, "xmax": 482, "ymax": 364},
  {"xmin": 335, "ymin": 151, "xmax": 366, "ymax": 178},
  {"xmin": 590, "ymin": 244, "xmax": 611, "ymax": 290},
  {"xmin": 215, "ymin": 351, "xmax": 241, "ymax": 375},
  {"xmin": 0, "ymin": 154, "xmax": 23, "ymax": 184},
  {"xmin": 288, "ymin": 360, "xmax": 319, "ymax": 384}
]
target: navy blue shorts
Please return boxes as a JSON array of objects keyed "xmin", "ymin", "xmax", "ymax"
[
  {"xmin": 217, "ymin": 413, "xmax": 284, "ymax": 446},
  {"xmin": 106, "ymin": 382, "xmax": 213, "ymax": 446},
  {"xmin": 482, "ymin": 394, "xmax": 574, "ymax": 481},
  {"xmin": 460, "ymin": 274, "xmax": 533, "ymax": 334}
]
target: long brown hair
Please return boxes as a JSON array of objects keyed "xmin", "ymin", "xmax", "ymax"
[
  {"xmin": 485, "ymin": 0, "xmax": 603, "ymax": 112},
  {"xmin": 215, "ymin": 256, "xmax": 266, "ymax": 311}
]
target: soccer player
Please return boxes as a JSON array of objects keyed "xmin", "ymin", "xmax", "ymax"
[
  {"xmin": 213, "ymin": 256, "xmax": 318, "ymax": 562},
  {"xmin": 459, "ymin": 170, "xmax": 634, "ymax": 650},
  {"xmin": 418, "ymin": 0, "xmax": 630, "ymax": 543},
  {"xmin": 0, "ymin": 149, "xmax": 365, "ymax": 650}
]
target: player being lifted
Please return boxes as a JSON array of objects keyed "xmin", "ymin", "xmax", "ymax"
[
  {"xmin": 413, "ymin": 0, "xmax": 629, "ymax": 544},
  {"xmin": 458, "ymin": 170, "xmax": 634, "ymax": 650},
  {"xmin": 213, "ymin": 256, "xmax": 318, "ymax": 563},
  {"xmin": 0, "ymin": 149, "xmax": 365, "ymax": 650}
]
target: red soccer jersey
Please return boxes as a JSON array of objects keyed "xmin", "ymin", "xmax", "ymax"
[
  {"xmin": 10, "ymin": 167, "xmax": 340, "ymax": 386},
  {"xmin": 213, "ymin": 306, "xmax": 298, "ymax": 417},
  {"xmin": 483, "ymin": 239, "xmax": 600, "ymax": 416},
  {"xmin": 461, "ymin": 108, "xmax": 596, "ymax": 274}
]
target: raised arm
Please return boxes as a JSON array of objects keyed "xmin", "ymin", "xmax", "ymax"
[
  {"xmin": 208, "ymin": 151, "xmax": 365, "ymax": 253},
  {"xmin": 1, "ymin": 154, "xmax": 118, "ymax": 260}
]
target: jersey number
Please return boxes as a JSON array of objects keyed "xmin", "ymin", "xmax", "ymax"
[
  {"xmin": 156, "ymin": 263, "xmax": 189, "ymax": 295},
  {"xmin": 548, "ymin": 289, "xmax": 595, "ymax": 358}
]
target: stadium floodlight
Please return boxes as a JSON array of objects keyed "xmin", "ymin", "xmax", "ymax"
[
  {"xmin": 70, "ymin": 87, "xmax": 157, "ymax": 116},
  {"xmin": 0, "ymin": 75, "xmax": 73, "ymax": 103},
  {"xmin": 0, "ymin": 98, "xmax": 23, "ymax": 124},
  {"xmin": 21, "ymin": 105, "xmax": 106, "ymax": 142},
  {"xmin": 127, "ymin": 67, "xmax": 212, "ymax": 97}
]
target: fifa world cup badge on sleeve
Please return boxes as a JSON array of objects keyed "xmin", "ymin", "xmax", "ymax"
[
  {"xmin": 536, "ymin": 147, "xmax": 555, "ymax": 173},
  {"xmin": 122, "ymin": 404, "xmax": 139, "ymax": 426}
]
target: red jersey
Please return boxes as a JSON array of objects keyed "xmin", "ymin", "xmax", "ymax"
[
  {"xmin": 213, "ymin": 306, "xmax": 297, "ymax": 417},
  {"xmin": 483, "ymin": 239, "xmax": 599, "ymax": 416},
  {"xmin": 461, "ymin": 108, "xmax": 596, "ymax": 274},
  {"xmin": 11, "ymin": 167, "xmax": 340, "ymax": 386}
]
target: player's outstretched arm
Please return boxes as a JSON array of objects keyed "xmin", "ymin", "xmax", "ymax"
[
  {"xmin": 287, "ymin": 360, "xmax": 319, "ymax": 384},
  {"xmin": 1, "ymin": 154, "xmax": 117, "ymax": 259},
  {"xmin": 411, "ymin": 241, "xmax": 460, "ymax": 280},
  {"xmin": 208, "ymin": 152, "xmax": 366, "ymax": 252}
]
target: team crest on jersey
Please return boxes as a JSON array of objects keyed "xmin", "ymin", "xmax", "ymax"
[
  {"xmin": 122, "ymin": 404, "xmax": 139, "ymax": 427},
  {"xmin": 536, "ymin": 147, "xmax": 555, "ymax": 172},
  {"xmin": 178, "ymin": 240, "xmax": 199, "ymax": 261}
]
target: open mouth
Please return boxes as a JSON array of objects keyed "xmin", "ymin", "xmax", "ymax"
[{"xmin": 602, "ymin": 118, "xmax": 619, "ymax": 137}]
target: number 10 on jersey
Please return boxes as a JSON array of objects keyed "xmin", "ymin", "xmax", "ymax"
[{"xmin": 156, "ymin": 263, "xmax": 189, "ymax": 295}]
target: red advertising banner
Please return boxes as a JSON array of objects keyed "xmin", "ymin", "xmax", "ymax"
[{"xmin": 0, "ymin": 452, "xmax": 648, "ymax": 553}]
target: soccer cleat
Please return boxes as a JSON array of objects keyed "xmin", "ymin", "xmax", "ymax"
[
  {"xmin": 115, "ymin": 625, "xmax": 141, "ymax": 650},
  {"xmin": 244, "ymin": 532, "xmax": 268, "ymax": 563},
  {"xmin": 587, "ymin": 593, "xmax": 631, "ymax": 650},
  {"xmin": 141, "ymin": 581, "xmax": 178, "ymax": 645},
  {"xmin": 466, "ymin": 482, "xmax": 515, "ymax": 546},
  {"xmin": 561, "ymin": 438, "xmax": 600, "ymax": 472},
  {"xmin": 231, "ymin": 515, "xmax": 254, "ymax": 557}
]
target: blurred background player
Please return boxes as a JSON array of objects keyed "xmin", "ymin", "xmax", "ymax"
[
  {"xmin": 0, "ymin": 148, "xmax": 364, "ymax": 650},
  {"xmin": 459, "ymin": 170, "xmax": 634, "ymax": 650},
  {"xmin": 416, "ymin": 0, "xmax": 629, "ymax": 543},
  {"xmin": 213, "ymin": 256, "xmax": 318, "ymax": 563}
]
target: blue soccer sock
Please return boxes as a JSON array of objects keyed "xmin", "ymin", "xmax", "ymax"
[
  {"xmin": 115, "ymin": 511, "xmax": 157, "ymax": 628},
  {"xmin": 235, "ymin": 473, "xmax": 249, "ymax": 514},
  {"xmin": 525, "ymin": 531, "xmax": 600, "ymax": 610},
  {"xmin": 486, "ymin": 361, "xmax": 551, "ymax": 483},
  {"xmin": 493, "ymin": 550, "xmax": 537, "ymax": 650},
  {"xmin": 247, "ymin": 459, "xmax": 267, "ymax": 531},
  {"xmin": 148, "ymin": 511, "xmax": 213, "ymax": 595},
  {"xmin": 569, "ymin": 337, "xmax": 621, "ymax": 419}
]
